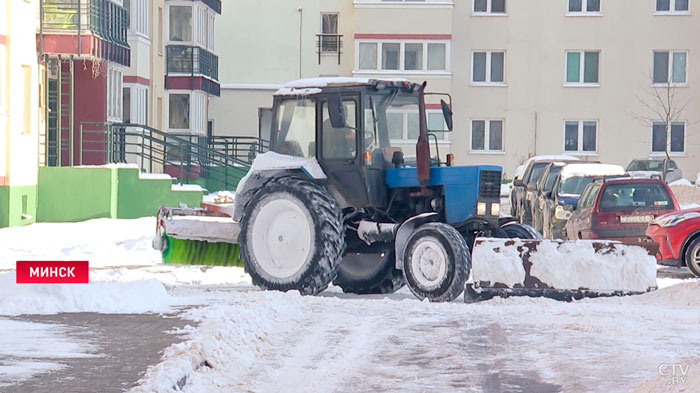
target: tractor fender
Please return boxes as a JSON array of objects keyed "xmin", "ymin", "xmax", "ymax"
[
  {"xmin": 234, "ymin": 168, "xmax": 323, "ymax": 222},
  {"xmin": 394, "ymin": 212, "xmax": 440, "ymax": 270}
]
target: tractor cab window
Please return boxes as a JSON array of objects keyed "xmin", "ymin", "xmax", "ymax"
[
  {"xmin": 273, "ymin": 98, "xmax": 316, "ymax": 157},
  {"xmin": 321, "ymin": 99, "xmax": 357, "ymax": 159},
  {"xmin": 364, "ymin": 90, "xmax": 422, "ymax": 165}
]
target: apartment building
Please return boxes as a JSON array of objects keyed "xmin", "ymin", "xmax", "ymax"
[
  {"xmin": 1, "ymin": 0, "xmax": 42, "ymax": 227},
  {"xmin": 212, "ymin": 0, "xmax": 700, "ymax": 178}
]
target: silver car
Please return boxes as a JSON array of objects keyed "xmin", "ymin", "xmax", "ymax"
[{"xmin": 626, "ymin": 159, "xmax": 683, "ymax": 183}]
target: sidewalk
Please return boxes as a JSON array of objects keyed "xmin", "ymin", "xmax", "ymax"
[{"xmin": 2, "ymin": 312, "xmax": 193, "ymax": 393}]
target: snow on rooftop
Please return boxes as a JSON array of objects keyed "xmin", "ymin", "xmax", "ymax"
[
  {"xmin": 560, "ymin": 163, "xmax": 626, "ymax": 179},
  {"xmin": 274, "ymin": 77, "xmax": 411, "ymax": 96}
]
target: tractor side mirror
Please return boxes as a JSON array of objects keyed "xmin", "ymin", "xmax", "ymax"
[
  {"xmin": 328, "ymin": 94, "xmax": 346, "ymax": 129},
  {"xmin": 440, "ymin": 99, "xmax": 453, "ymax": 131}
]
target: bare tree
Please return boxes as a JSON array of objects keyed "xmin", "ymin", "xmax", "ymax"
[{"xmin": 631, "ymin": 71, "xmax": 692, "ymax": 180}]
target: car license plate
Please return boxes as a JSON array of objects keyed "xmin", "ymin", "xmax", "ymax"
[{"xmin": 620, "ymin": 215, "xmax": 654, "ymax": 224}]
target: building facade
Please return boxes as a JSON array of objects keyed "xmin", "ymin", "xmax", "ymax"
[
  {"xmin": 212, "ymin": 0, "xmax": 700, "ymax": 179},
  {"xmin": 0, "ymin": 0, "xmax": 42, "ymax": 227}
]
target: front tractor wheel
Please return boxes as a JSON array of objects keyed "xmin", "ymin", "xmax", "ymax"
[
  {"xmin": 239, "ymin": 177, "xmax": 345, "ymax": 295},
  {"xmin": 402, "ymin": 223, "xmax": 470, "ymax": 302}
]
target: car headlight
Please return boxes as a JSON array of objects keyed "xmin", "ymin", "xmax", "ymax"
[
  {"xmin": 652, "ymin": 212, "xmax": 700, "ymax": 228},
  {"xmin": 555, "ymin": 205, "xmax": 573, "ymax": 220},
  {"xmin": 477, "ymin": 202, "xmax": 487, "ymax": 216},
  {"xmin": 491, "ymin": 203, "xmax": 501, "ymax": 217}
]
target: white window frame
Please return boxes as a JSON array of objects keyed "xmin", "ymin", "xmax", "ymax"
[
  {"xmin": 469, "ymin": 119, "xmax": 505, "ymax": 153},
  {"xmin": 166, "ymin": 2, "xmax": 214, "ymax": 47},
  {"xmin": 471, "ymin": 51, "xmax": 506, "ymax": 86},
  {"xmin": 654, "ymin": 0, "xmax": 691, "ymax": 14},
  {"xmin": 650, "ymin": 121, "xmax": 686, "ymax": 156},
  {"xmin": 124, "ymin": 83, "xmax": 148, "ymax": 125},
  {"xmin": 564, "ymin": 50, "xmax": 600, "ymax": 86},
  {"xmin": 354, "ymin": 40, "xmax": 451, "ymax": 74},
  {"xmin": 652, "ymin": 50, "xmax": 688, "ymax": 86},
  {"xmin": 107, "ymin": 67, "xmax": 124, "ymax": 123},
  {"xmin": 383, "ymin": 109, "xmax": 450, "ymax": 142},
  {"xmin": 566, "ymin": 0, "xmax": 603, "ymax": 15},
  {"xmin": 472, "ymin": 0, "xmax": 507, "ymax": 15},
  {"xmin": 128, "ymin": 0, "xmax": 149, "ymax": 38},
  {"xmin": 166, "ymin": 90, "xmax": 207, "ymax": 134},
  {"xmin": 563, "ymin": 120, "xmax": 598, "ymax": 155}
]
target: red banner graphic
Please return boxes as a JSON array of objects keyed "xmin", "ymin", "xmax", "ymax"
[{"xmin": 16, "ymin": 261, "xmax": 89, "ymax": 284}]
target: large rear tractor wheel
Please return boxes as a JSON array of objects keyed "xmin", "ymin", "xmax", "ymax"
[
  {"xmin": 402, "ymin": 223, "xmax": 469, "ymax": 302},
  {"xmin": 333, "ymin": 248, "xmax": 405, "ymax": 295},
  {"xmin": 239, "ymin": 177, "xmax": 345, "ymax": 295},
  {"xmin": 684, "ymin": 237, "xmax": 700, "ymax": 278}
]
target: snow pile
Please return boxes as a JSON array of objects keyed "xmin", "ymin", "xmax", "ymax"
[
  {"xmin": 202, "ymin": 191, "xmax": 235, "ymax": 204},
  {"xmin": 171, "ymin": 184, "xmax": 204, "ymax": 192},
  {"xmin": 472, "ymin": 239, "xmax": 657, "ymax": 292},
  {"xmin": 0, "ymin": 273, "xmax": 174, "ymax": 315},
  {"xmin": 670, "ymin": 183, "xmax": 700, "ymax": 208},
  {"xmin": 622, "ymin": 281, "xmax": 700, "ymax": 308},
  {"xmin": 92, "ymin": 265, "xmax": 251, "ymax": 287},
  {"xmin": 0, "ymin": 218, "xmax": 162, "ymax": 270},
  {"xmin": 560, "ymin": 163, "xmax": 626, "ymax": 180},
  {"xmin": 129, "ymin": 291, "xmax": 308, "ymax": 393},
  {"xmin": 670, "ymin": 178, "xmax": 692, "ymax": 186}
]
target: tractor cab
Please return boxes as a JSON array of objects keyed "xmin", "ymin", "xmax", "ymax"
[{"xmin": 270, "ymin": 78, "xmax": 451, "ymax": 208}]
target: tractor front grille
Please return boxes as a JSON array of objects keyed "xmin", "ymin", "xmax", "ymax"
[{"xmin": 479, "ymin": 170, "xmax": 502, "ymax": 200}]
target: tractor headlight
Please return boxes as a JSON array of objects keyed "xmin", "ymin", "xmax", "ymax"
[
  {"xmin": 477, "ymin": 202, "xmax": 487, "ymax": 216},
  {"xmin": 491, "ymin": 203, "xmax": 501, "ymax": 217},
  {"xmin": 555, "ymin": 205, "xmax": 573, "ymax": 220}
]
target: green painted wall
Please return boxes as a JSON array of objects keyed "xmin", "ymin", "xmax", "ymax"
[
  {"xmin": 0, "ymin": 185, "xmax": 38, "ymax": 228},
  {"xmin": 36, "ymin": 167, "xmax": 203, "ymax": 223}
]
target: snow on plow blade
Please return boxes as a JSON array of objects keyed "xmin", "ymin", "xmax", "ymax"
[{"xmin": 467, "ymin": 239, "xmax": 658, "ymax": 302}]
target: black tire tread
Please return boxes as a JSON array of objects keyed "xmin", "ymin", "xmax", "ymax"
[{"xmin": 333, "ymin": 250, "xmax": 405, "ymax": 295}]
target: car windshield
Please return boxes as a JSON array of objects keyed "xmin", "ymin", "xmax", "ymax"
[
  {"xmin": 364, "ymin": 89, "xmax": 423, "ymax": 162},
  {"xmin": 599, "ymin": 183, "xmax": 674, "ymax": 212},
  {"xmin": 560, "ymin": 176, "xmax": 595, "ymax": 196},
  {"xmin": 527, "ymin": 162, "xmax": 549, "ymax": 184},
  {"xmin": 626, "ymin": 160, "xmax": 665, "ymax": 171}
]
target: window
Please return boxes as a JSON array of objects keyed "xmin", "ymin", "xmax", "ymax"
[
  {"xmin": 656, "ymin": 0, "xmax": 689, "ymax": 12},
  {"xmin": 653, "ymin": 51, "xmax": 687, "ymax": 84},
  {"xmin": 169, "ymin": 94, "xmax": 190, "ymax": 129},
  {"xmin": 129, "ymin": 0, "xmax": 149, "ymax": 36},
  {"xmin": 321, "ymin": 99, "xmax": 357, "ymax": 159},
  {"xmin": 471, "ymin": 120, "xmax": 503, "ymax": 152},
  {"xmin": 474, "ymin": 0, "xmax": 506, "ymax": 14},
  {"xmin": 22, "ymin": 65, "xmax": 32, "ymax": 134},
  {"xmin": 564, "ymin": 121, "xmax": 597, "ymax": 153},
  {"xmin": 568, "ymin": 0, "xmax": 601, "ymax": 13},
  {"xmin": 320, "ymin": 13, "xmax": 339, "ymax": 52},
  {"xmin": 169, "ymin": 6, "xmax": 192, "ymax": 42},
  {"xmin": 652, "ymin": 122, "xmax": 685, "ymax": 153},
  {"xmin": 600, "ymin": 183, "xmax": 674, "ymax": 211},
  {"xmin": 472, "ymin": 51, "xmax": 505, "ymax": 84},
  {"xmin": 565, "ymin": 51, "xmax": 599, "ymax": 84},
  {"xmin": 357, "ymin": 41, "xmax": 448, "ymax": 72},
  {"xmin": 208, "ymin": 13, "xmax": 215, "ymax": 50},
  {"xmin": 123, "ymin": 87, "xmax": 131, "ymax": 124},
  {"xmin": 273, "ymin": 99, "xmax": 316, "ymax": 158},
  {"xmin": 124, "ymin": 85, "xmax": 148, "ymax": 125},
  {"xmin": 107, "ymin": 67, "xmax": 123, "ymax": 122}
]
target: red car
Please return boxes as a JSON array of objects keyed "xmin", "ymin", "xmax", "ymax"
[
  {"xmin": 566, "ymin": 178, "xmax": 679, "ymax": 242},
  {"xmin": 646, "ymin": 207, "xmax": 700, "ymax": 277}
]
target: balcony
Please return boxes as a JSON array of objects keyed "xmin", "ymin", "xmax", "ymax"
[
  {"xmin": 39, "ymin": 0, "xmax": 130, "ymax": 66},
  {"xmin": 166, "ymin": 45, "xmax": 219, "ymax": 81},
  {"xmin": 316, "ymin": 34, "xmax": 343, "ymax": 65}
]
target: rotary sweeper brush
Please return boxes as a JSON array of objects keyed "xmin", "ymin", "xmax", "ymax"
[{"xmin": 153, "ymin": 78, "xmax": 658, "ymax": 302}]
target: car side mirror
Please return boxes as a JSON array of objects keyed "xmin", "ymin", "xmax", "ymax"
[
  {"xmin": 328, "ymin": 94, "xmax": 346, "ymax": 129},
  {"xmin": 440, "ymin": 99, "xmax": 453, "ymax": 131},
  {"xmin": 513, "ymin": 179, "xmax": 524, "ymax": 187}
]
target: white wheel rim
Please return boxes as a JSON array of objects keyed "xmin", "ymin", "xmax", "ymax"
[
  {"xmin": 410, "ymin": 237, "xmax": 448, "ymax": 289},
  {"xmin": 250, "ymin": 196, "xmax": 314, "ymax": 280}
]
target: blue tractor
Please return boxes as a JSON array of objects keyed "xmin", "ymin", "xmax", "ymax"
[{"xmin": 232, "ymin": 78, "xmax": 539, "ymax": 302}]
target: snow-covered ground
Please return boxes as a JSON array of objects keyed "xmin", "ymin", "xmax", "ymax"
[{"xmin": 1, "ymin": 218, "xmax": 699, "ymax": 392}]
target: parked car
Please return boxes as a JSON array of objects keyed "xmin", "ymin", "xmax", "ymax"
[
  {"xmin": 531, "ymin": 162, "xmax": 573, "ymax": 234},
  {"xmin": 540, "ymin": 163, "xmax": 626, "ymax": 239},
  {"xmin": 646, "ymin": 207, "xmax": 700, "ymax": 277},
  {"xmin": 510, "ymin": 155, "xmax": 579, "ymax": 223},
  {"xmin": 566, "ymin": 178, "xmax": 679, "ymax": 242},
  {"xmin": 626, "ymin": 158, "xmax": 683, "ymax": 183}
]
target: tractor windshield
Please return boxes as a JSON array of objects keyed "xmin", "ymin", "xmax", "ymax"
[{"xmin": 363, "ymin": 89, "xmax": 423, "ymax": 163}]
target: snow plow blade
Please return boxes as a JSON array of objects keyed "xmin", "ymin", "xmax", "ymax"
[
  {"xmin": 466, "ymin": 239, "xmax": 658, "ymax": 302},
  {"xmin": 153, "ymin": 205, "xmax": 243, "ymax": 267}
]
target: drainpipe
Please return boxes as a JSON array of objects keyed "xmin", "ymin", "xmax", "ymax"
[{"xmin": 297, "ymin": 6, "xmax": 303, "ymax": 79}]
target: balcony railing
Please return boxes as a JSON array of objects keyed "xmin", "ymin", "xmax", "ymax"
[
  {"xmin": 316, "ymin": 34, "xmax": 343, "ymax": 65},
  {"xmin": 167, "ymin": 45, "xmax": 219, "ymax": 81}
]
